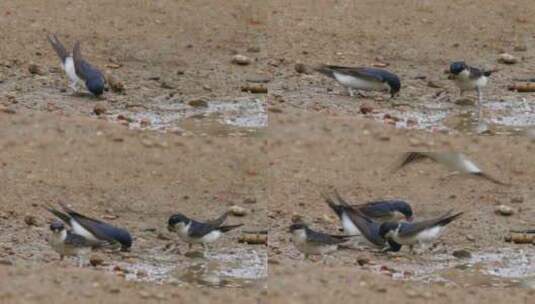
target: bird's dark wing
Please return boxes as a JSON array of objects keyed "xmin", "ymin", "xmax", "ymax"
[
  {"xmin": 393, "ymin": 152, "xmax": 430, "ymax": 171},
  {"xmin": 59, "ymin": 202, "xmax": 132, "ymax": 249},
  {"xmin": 72, "ymin": 41, "xmax": 104, "ymax": 82},
  {"xmin": 188, "ymin": 220, "xmax": 218, "ymax": 238},
  {"xmin": 467, "ymin": 66, "xmax": 483, "ymax": 79},
  {"xmin": 306, "ymin": 228, "xmax": 349, "ymax": 245},
  {"xmin": 64, "ymin": 231, "xmax": 94, "ymax": 248},
  {"xmin": 218, "ymin": 223, "xmax": 243, "ymax": 233},
  {"xmin": 356, "ymin": 201, "xmax": 395, "ymax": 219},
  {"xmin": 398, "ymin": 212, "xmax": 463, "ymax": 237},
  {"xmin": 47, "ymin": 34, "xmax": 69, "ymax": 62},
  {"xmin": 206, "ymin": 211, "xmax": 229, "ymax": 227}
]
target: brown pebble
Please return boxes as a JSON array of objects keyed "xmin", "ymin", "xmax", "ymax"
[
  {"xmin": 24, "ymin": 215, "xmax": 39, "ymax": 226},
  {"xmin": 495, "ymin": 204, "xmax": 514, "ymax": 216},
  {"xmin": 89, "ymin": 255, "xmax": 105, "ymax": 267},
  {"xmin": 360, "ymin": 104, "xmax": 373, "ymax": 114},
  {"xmin": 106, "ymin": 73, "xmax": 125, "ymax": 93},
  {"xmin": 187, "ymin": 99, "xmax": 208, "ymax": 108},
  {"xmin": 93, "ymin": 103, "xmax": 107, "ymax": 115},
  {"xmin": 232, "ymin": 54, "xmax": 252, "ymax": 65},
  {"xmin": 28, "ymin": 63, "xmax": 46, "ymax": 76},
  {"xmin": 229, "ymin": 205, "xmax": 247, "ymax": 216}
]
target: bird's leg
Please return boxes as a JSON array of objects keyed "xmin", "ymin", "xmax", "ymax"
[
  {"xmin": 476, "ymin": 87, "xmax": 483, "ymax": 122},
  {"xmin": 347, "ymin": 87, "xmax": 355, "ymax": 97},
  {"xmin": 202, "ymin": 243, "xmax": 209, "ymax": 257},
  {"xmin": 69, "ymin": 81, "xmax": 78, "ymax": 93}
]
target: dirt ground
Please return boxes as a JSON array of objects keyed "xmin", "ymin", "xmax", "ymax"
[{"xmin": 1, "ymin": 0, "xmax": 535, "ymax": 303}]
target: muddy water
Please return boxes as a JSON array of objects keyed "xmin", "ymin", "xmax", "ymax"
[
  {"xmin": 108, "ymin": 97, "xmax": 267, "ymax": 136},
  {"xmin": 372, "ymin": 247, "xmax": 535, "ymax": 288},
  {"xmin": 379, "ymin": 98, "xmax": 535, "ymax": 135},
  {"xmin": 109, "ymin": 247, "xmax": 267, "ymax": 288}
]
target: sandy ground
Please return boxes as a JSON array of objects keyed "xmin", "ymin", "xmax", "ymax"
[{"xmin": 1, "ymin": 0, "xmax": 535, "ymax": 303}]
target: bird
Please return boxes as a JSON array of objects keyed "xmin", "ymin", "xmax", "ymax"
[
  {"xmin": 333, "ymin": 197, "xmax": 414, "ymax": 222},
  {"xmin": 45, "ymin": 202, "xmax": 133, "ymax": 251},
  {"xmin": 394, "ymin": 152, "xmax": 508, "ymax": 185},
  {"xmin": 448, "ymin": 61, "xmax": 494, "ymax": 129},
  {"xmin": 323, "ymin": 191, "xmax": 390, "ymax": 249},
  {"xmin": 48, "ymin": 221, "xmax": 101, "ymax": 266},
  {"xmin": 379, "ymin": 210, "xmax": 463, "ymax": 253},
  {"xmin": 315, "ymin": 64, "xmax": 401, "ymax": 98},
  {"xmin": 47, "ymin": 34, "xmax": 105, "ymax": 96},
  {"xmin": 167, "ymin": 212, "xmax": 243, "ymax": 254},
  {"xmin": 288, "ymin": 223, "xmax": 354, "ymax": 259}
]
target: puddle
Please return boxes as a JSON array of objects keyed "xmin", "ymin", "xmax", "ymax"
[
  {"xmin": 375, "ymin": 247, "xmax": 535, "ymax": 288},
  {"xmin": 109, "ymin": 247, "xmax": 267, "ymax": 288},
  {"xmin": 377, "ymin": 97, "xmax": 535, "ymax": 135},
  {"xmin": 108, "ymin": 97, "xmax": 267, "ymax": 135}
]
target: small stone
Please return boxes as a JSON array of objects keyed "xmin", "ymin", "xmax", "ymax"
[
  {"xmin": 294, "ymin": 63, "xmax": 311, "ymax": 74},
  {"xmin": 28, "ymin": 63, "xmax": 46, "ymax": 76},
  {"xmin": 243, "ymin": 198, "xmax": 257, "ymax": 204},
  {"xmin": 24, "ymin": 215, "xmax": 39, "ymax": 226},
  {"xmin": 229, "ymin": 205, "xmax": 247, "ymax": 216},
  {"xmin": 356, "ymin": 257, "xmax": 370, "ymax": 266},
  {"xmin": 106, "ymin": 73, "xmax": 125, "ymax": 93},
  {"xmin": 187, "ymin": 99, "xmax": 208, "ymax": 108},
  {"xmin": 137, "ymin": 270, "xmax": 148, "ymax": 278},
  {"xmin": 0, "ymin": 259, "xmax": 13, "ymax": 266},
  {"xmin": 455, "ymin": 97, "xmax": 476, "ymax": 106},
  {"xmin": 246, "ymin": 46, "xmax": 261, "ymax": 53},
  {"xmin": 495, "ymin": 204, "xmax": 514, "ymax": 216},
  {"xmin": 93, "ymin": 103, "xmax": 107, "ymax": 115},
  {"xmin": 89, "ymin": 255, "xmax": 105, "ymax": 267},
  {"xmin": 291, "ymin": 213, "xmax": 304, "ymax": 223},
  {"xmin": 360, "ymin": 104, "xmax": 373, "ymax": 114},
  {"xmin": 498, "ymin": 53, "xmax": 518, "ymax": 64},
  {"xmin": 232, "ymin": 54, "xmax": 252, "ymax": 65},
  {"xmin": 452, "ymin": 249, "xmax": 472, "ymax": 259},
  {"xmin": 139, "ymin": 118, "xmax": 151, "ymax": 127},
  {"xmin": 160, "ymin": 80, "xmax": 176, "ymax": 89}
]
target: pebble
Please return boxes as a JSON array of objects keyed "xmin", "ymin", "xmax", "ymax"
[
  {"xmin": 241, "ymin": 84, "xmax": 267, "ymax": 93},
  {"xmin": 455, "ymin": 97, "xmax": 476, "ymax": 106},
  {"xmin": 231, "ymin": 54, "xmax": 252, "ymax": 65},
  {"xmin": 0, "ymin": 259, "xmax": 13, "ymax": 266},
  {"xmin": 28, "ymin": 63, "xmax": 46, "ymax": 76},
  {"xmin": 24, "ymin": 215, "xmax": 39, "ymax": 226},
  {"xmin": 93, "ymin": 103, "xmax": 107, "ymax": 116},
  {"xmin": 137, "ymin": 270, "xmax": 148, "ymax": 278},
  {"xmin": 229, "ymin": 205, "xmax": 247, "ymax": 216},
  {"xmin": 360, "ymin": 103, "xmax": 373, "ymax": 114},
  {"xmin": 452, "ymin": 249, "xmax": 472, "ymax": 259},
  {"xmin": 246, "ymin": 46, "xmax": 261, "ymax": 53},
  {"xmin": 427, "ymin": 80, "xmax": 443, "ymax": 88},
  {"xmin": 187, "ymin": 99, "xmax": 208, "ymax": 108},
  {"xmin": 498, "ymin": 53, "xmax": 518, "ymax": 64},
  {"xmin": 89, "ymin": 255, "xmax": 105, "ymax": 267},
  {"xmin": 243, "ymin": 198, "xmax": 257, "ymax": 204},
  {"xmin": 495, "ymin": 204, "xmax": 514, "ymax": 216},
  {"xmin": 0, "ymin": 105, "xmax": 16, "ymax": 114},
  {"xmin": 294, "ymin": 63, "xmax": 312, "ymax": 74},
  {"xmin": 106, "ymin": 73, "xmax": 125, "ymax": 93},
  {"xmin": 356, "ymin": 257, "xmax": 370, "ymax": 266}
]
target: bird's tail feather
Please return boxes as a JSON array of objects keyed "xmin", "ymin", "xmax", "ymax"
[
  {"xmin": 437, "ymin": 211, "xmax": 463, "ymax": 226},
  {"xmin": 47, "ymin": 34, "xmax": 69, "ymax": 62},
  {"xmin": 219, "ymin": 223, "xmax": 243, "ymax": 232},
  {"xmin": 44, "ymin": 205, "xmax": 71, "ymax": 225},
  {"xmin": 313, "ymin": 65, "xmax": 336, "ymax": 79}
]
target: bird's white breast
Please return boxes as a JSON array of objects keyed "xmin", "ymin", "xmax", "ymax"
[
  {"xmin": 63, "ymin": 57, "xmax": 80, "ymax": 83},
  {"xmin": 71, "ymin": 219, "xmax": 98, "ymax": 242},
  {"xmin": 333, "ymin": 72, "xmax": 388, "ymax": 91},
  {"xmin": 341, "ymin": 213, "xmax": 360, "ymax": 235}
]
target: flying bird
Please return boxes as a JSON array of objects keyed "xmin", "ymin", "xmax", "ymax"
[
  {"xmin": 167, "ymin": 212, "xmax": 243, "ymax": 254},
  {"xmin": 47, "ymin": 34, "xmax": 105, "ymax": 96},
  {"xmin": 48, "ymin": 221, "xmax": 101, "ymax": 266},
  {"xmin": 394, "ymin": 152, "xmax": 508, "ymax": 185},
  {"xmin": 315, "ymin": 65, "xmax": 401, "ymax": 98},
  {"xmin": 45, "ymin": 202, "xmax": 133, "ymax": 251},
  {"xmin": 288, "ymin": 223, "xmax": 354, "ymax": 259},
  {"xmin": 379, "ymin": 210, "xmax": 463, "ymax": 253}
]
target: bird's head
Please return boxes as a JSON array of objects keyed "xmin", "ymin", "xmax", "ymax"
[
  {"xmin": 86, "ymin": 77, "xmax": 105, "ymax": 96},
  {"xmin": 50, "ymin": 221, "xmax": 65, "ymax": 234},
  {"xmin": 449, "ymin": 61, "xmax": 467, "ymax": 75},
  {"xmin": 393, "ymin": 201, "xmax": 414, "ymax": 221},
  {"xmin": 168, "ymin": 213, "xmax": 190, "ymax": 232}
]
